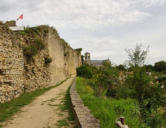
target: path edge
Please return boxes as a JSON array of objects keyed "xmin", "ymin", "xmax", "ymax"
[{"xmin": 69, "ymin": 78, "xmax": 100, "ymax": 128}]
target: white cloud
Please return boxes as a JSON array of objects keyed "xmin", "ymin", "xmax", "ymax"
[
  {"xmin": 37, "ymin": 0, "xmax": 152, "ymax": 29},
  {"xmin": 70, "ymin": 35, "xmax": 126, "ymax": 60},
  {"xmin": 0, "ymin": 0, "xmax": 166, "ymax": 64},
  {"xmin": 1, "ymin": 0, "xmax": 165, "ymax": 29},
  {"xmin": 136, "ymin": 0, "xmax": 166, "ymax": 7}
]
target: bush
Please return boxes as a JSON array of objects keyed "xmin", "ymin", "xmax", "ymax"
[
  {"xmin": 25, "ymin": 27, "xmax": 41, "ymax": 35},
  {"xmin": 156, "ymin": 75, "xmax": 166, "ymax": 82},
  {"xmin": 116, "ymin": 64, "xmax": 126, "ymax": 71},
  {"xmin": 123, "ymin": 67, "xmax": 166, "ymax": 127},
  {"xmin": 74, "ymin": 48, "xmax": 82, "ymax": 54},
  {"xmin": 90, "ymin": 66, "xmax": 120, "ymax": 97},
  {"xmin": 76, "ymin": 64, "xmax": 94, "ymax": 79},
  {"xmin": 23, "ymin": 39, "xmax": 45, "ymax": 59},
  {"xmin": 44, "ymin": 56, "xmax": 52, "ymax": 65},
  {"xmin": 145, "ymin": 110, "xmax": 166, "ymax": 128},
  {"xmin": 115, "ymin": 87, "xmax": 136, "ymax": 99}
]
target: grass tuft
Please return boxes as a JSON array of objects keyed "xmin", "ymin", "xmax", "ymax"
[{"xmin": 56, "ymin": 119, "xmax": 69, "ymax": 128}]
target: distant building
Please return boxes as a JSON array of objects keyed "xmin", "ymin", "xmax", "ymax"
[
  {"xmin": 84, "ymin": 52, "xmax": 111, "ymax": 67},
  {"xmin": 84, "ymin": 52, "xmax": 91, "ymax": 64}
]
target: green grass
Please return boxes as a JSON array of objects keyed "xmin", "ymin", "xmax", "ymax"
[
  {"xmin": 57, "ymin": 87, "xmax": 75, "ymax": 121},
  {"xmin": 76, "ymin": 77, "xmax": 147, "ymax": 128},
  {"xmin": 56, "ymin": 87, "xmax": 77, "ymax": 128},
  {"xmin": 56, "ymin": 119, "xmax": 69, "ymax": 128},
  {"xmin": 0, "ymin": 78, "xmax": 68, "ymax": 123},
  {"xmin": 64, "ymin": 87, "xmax": 75, "ymax": 121}
]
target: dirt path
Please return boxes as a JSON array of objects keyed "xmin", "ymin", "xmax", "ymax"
[{"xmin": 2, "ymin": 77, "xmax": 75, "ymax": 128}]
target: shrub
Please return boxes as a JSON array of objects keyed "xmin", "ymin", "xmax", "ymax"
[
  {"xmin": 75, "ymin": 48, "xmax": 82, "ymax": 54},
  {"xmin": 145, "ymin": 110, "xmax": 166, "ymax": 128},
  {"xmin": 156, "ymin": 75, "xmax": 166, "ymax": 82},
  {"xmin": 123, "ymin": 67, "xmax": 166, "ymax": 127},
  {"xmin": 76, "ymin": 64, "xmax": 93, "ymax": 79},
  {"xmin": 92, "ymin": 65, "xmax": 120, "ymax": 97},
  {"xmin": 44, "ymin": 56, "xmax": 52, "ymax": 65},
  {"xmin": 90, "ymin": 67, "xmax": 119, "ymax": 97},
  {"xmin": 25, "ymin": 27, "xmax": 41, "ymax": 35},
  {"xmin": 34, "ymin": 39, "xmax": 45, "ymax": 50},
  {"xmin": 23, "ymin": 39, "xmax": 45, "ymax": 59},
  {"xmin": 115, "ymin": 87, "xmax": 136, "ymax": 99},
  {"xmin": 116, "ymin": 64, "xmax": 126, "ymax": 71}
]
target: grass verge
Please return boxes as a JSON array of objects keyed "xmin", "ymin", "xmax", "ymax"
[
  {"xmin": 76, "ymin": 77, "xmax": 145, "ymax": 128},
  {"xmin": 0, "ymin": 78, "xmax": 69, "ymax": 123},
  {"xmin": 56, "ymin": 87, "xmax": 77, "ymax": 128}
]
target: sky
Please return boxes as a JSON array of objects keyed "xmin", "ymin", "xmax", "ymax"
[{"xmin": 0, "ymin": 0, "xmax": 166, "ymax": 65}]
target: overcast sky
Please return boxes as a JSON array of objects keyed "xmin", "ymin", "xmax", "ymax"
[{"xmin": 0, "ymin": 0, "xmax": 166, "ymax": 65}]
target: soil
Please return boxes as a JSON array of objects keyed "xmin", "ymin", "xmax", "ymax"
[{"xmin": 2, "ymin": 77, "xmax": 75, "ymax": 128}]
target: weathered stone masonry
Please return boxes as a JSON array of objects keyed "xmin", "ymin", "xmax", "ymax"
[
  {"xmin": 0, "ymin": 29, "xmax": 24, "ymax": 103},
  {"xmin": 0, "ymin": 24, "xmax": 81, "ymax": 103}
]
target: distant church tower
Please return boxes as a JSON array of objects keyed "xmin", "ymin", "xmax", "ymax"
[{"xmin": 84, "ymin": 52, "xmax": 91, "ymax": 64}]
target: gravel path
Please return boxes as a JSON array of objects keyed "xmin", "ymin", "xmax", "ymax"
[{"xmin": 2, "ymin": 77, "xmax": 75, "ymax": 128}]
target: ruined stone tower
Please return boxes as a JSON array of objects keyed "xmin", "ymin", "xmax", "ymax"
[{"xmin": 84, "ymin": 52, "xmax": 91, "ymax": 64}]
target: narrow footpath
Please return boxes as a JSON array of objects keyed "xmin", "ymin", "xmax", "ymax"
[{"xmin": 2, "ymin": 77, "xmax": 75, "ymax": 128}]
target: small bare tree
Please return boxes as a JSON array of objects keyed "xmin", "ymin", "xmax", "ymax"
[{"xmin": 125, "ymin": 44, "xmax": 149, "ymax": 67}]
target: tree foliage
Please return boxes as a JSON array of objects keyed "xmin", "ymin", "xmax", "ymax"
[
  {"xmin": 154, "ymin": 61, "xmax": 166, "ymax": 72},
  {"xmin": 116, "ymin": 64, "xmax": 126, "ymax": 71},
  {"xmin": 91, "ymin": 64, "xmax": 119, "ymax": 97},
  {"xmin": 76, "ymin": 64, "xmax": 95, "ymax": 79},
  {"xmin": 124, "ymin": 44, "xmax": 166, "ymax": 127},
  {"xmin": 125, "ymin": 44, "xmax": 149, "ymax": 67}
]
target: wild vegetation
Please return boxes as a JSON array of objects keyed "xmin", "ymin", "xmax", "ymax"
[
  {"xmin": 76, "ymin": 77, "xmax": 142, "ymax": 128},
  {"xmin": 56, "ymin": 87, "xmax": 77, "ymax": 128},
  {"xmin": 76, "ymin": 44, "xmax": 166, "ymax": 128},
  {"xmin": 17, "ymin": 25, "xmax": 56, "ymax": 62},
  {"xmin": 23, "ymin": 38, "xmax": 45, "ymax": 59}
]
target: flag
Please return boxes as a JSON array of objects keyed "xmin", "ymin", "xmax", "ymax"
[{"xmin": 17, "ymin": 14, "xmax": 23, "ymax": 21}]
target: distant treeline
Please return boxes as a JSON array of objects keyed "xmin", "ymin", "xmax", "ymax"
[{"xmin": 116, "ymin": 60, "xmax": 166, "ymax": 73}]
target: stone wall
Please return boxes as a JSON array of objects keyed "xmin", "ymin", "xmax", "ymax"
[
  {"xmin": 70, "ymin": 78, "xmax": 100, "ymax": 128},
  {"xmin": 0, "ymin": 24, "xmax": 81, "ymax": 103},
  {"xmin": 0, "ymin": 26, "xmax": 24, "ymax": 103},
  {"xmin": 48, "ymin": 29, "xmax": 81, "ymax": 85}
]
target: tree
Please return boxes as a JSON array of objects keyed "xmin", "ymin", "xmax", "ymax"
[
  {"xmin": 144, "ymin": 64, "xmax": 154, "ymax": 72},
  {"xmin": 154, "ymin": 61, "xmax": 166, "ymax": 72},
  {"xmin": 125, "ymin": 44, "xmax": 149, "ymax": 67},
  {"xmin": 116, "ymin": 64, "xmax": 126, "ymax": 71}
]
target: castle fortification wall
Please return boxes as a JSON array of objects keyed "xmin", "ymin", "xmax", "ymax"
[{"xmin": 0, "ymin": 24, "xmax": 81, "ymax": 103}]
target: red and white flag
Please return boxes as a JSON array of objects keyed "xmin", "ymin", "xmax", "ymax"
[{"xmin": 16, "ymin": 14, "xmax": 23, "ymax": 21}]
